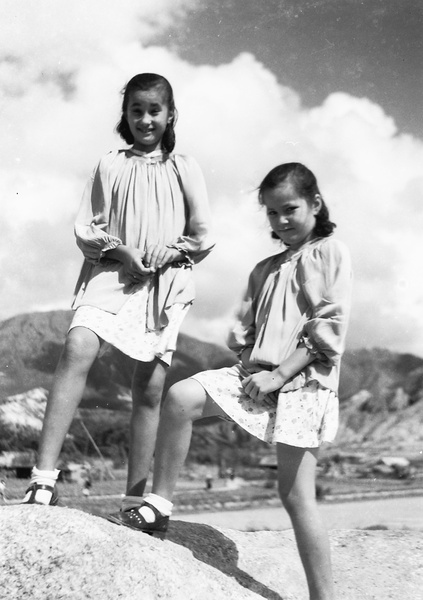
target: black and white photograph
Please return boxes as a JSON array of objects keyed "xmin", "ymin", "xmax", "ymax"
[{"xmin": 0, "ymin": 2, "xmax": 422, "ymax": 599}]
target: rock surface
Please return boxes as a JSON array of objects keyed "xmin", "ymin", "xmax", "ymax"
[{"xmin": 1, "ymin": 505, "xmax": 422, "ymax": 600}]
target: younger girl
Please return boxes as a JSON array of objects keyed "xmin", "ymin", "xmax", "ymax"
[
  {"xmin": 22, "ymin": 73, "xmax": 213, "ymax": 508},
  {"xmin": 110, "ymin": 163, "xmax": 352, "ymax": 600}
]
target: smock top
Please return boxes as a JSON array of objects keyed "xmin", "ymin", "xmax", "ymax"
[
  {"xmin": 72, "ymin": 149, "xmax": 214, "ymax": 330},
  {"xmin": 228, "ymin": 237, "xmax": 352, "ymax": 393}
]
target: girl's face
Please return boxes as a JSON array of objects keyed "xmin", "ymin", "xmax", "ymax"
[
  {"xmin": 262, "ymin": 182, "xmax": 322, "ymax": 250},
  {"xmin": 125, "ymin": 87, "xmax": 172, "ymax": 152}
]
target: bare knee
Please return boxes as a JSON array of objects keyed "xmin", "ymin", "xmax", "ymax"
[
  {"xmin": 132, "ymin": 359, "xmax": 167, "ymax": 410},
  {"xmin": 163, "ymin": 379, "xmax": 206, "ymax": 423},
  {"xmin": 60, "ymin": 327, "xmax": 100, "ymax": 373},
  {"xmin": 279, "ymin": 487, "xmax": 303, "ymax": 514}
]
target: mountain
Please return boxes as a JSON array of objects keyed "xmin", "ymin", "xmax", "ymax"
[
  {"xmin": 335, "ymin": 347, "xmax": 423, "ymax": 449},
  {"xmin": 1, "ymin": 310, "xmax": 423, "ymax": 453},
  {"xmin": 0, "ymin": 310, "xmax": 237, "ymax": 409}
]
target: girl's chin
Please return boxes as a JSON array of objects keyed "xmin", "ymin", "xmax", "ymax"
[{"xmin": 133, "ymin": 142, "xmax": 160, "ymax": 152}]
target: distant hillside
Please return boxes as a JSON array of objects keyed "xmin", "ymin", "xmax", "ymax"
[
  {"xmin": 0, "ymin": 310, "xmax": 237, "ymax": 409},
  {"xmin": 1, "ymin": 310, "xmax": 423, "ymax": 453}
]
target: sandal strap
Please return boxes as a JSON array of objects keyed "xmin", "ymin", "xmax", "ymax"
[
  {"xmin": 27, "ymin": 483, "xmax": 55, "ymax": 494},
  {"xmin": 23, "ymin": 482, "xmax": 58, "ymax": 505},
  {"xmin": 141, "ymin": 501, "xmax": 163, "ymax": 519},
  {"xmin": 126, "ymin": 501, "xmax": 163, "ymax": 526}
]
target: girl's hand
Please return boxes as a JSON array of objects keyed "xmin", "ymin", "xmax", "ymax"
[
  {"xmin": 242, "ymin": 370, "xmax": 285, "ymax": 404},
  {"xmin": 143, "ymin": 244, "xmax": 183, "ymax": 271},
  {"xmin": 108, "ymin": 246, "xmax": 153, "ymax": 281}
]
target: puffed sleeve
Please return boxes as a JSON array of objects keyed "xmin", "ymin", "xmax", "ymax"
[
  {"xmin": 171, "ymin": 155, "xmax": 214, "ymax": 264},
  {"xmin": 227, "ymin": 266, "xmax": 262, "ymax": 355},
  {"xmin": 299, "ymin": 239, "xmax": 352, "ymax": 366},
  {"xmin": 74, "ymin": 157, "xmax": 123, "ymax": 264}
]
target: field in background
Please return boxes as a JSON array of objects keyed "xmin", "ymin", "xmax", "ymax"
[{"xmin": 3, "ymin": 468, "xmax": 423, "ymax": 520}]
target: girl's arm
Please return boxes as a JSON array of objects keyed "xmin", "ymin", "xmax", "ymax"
[
  {"xmin": 106, "ymin": 244, "xmax": 186, "ymax": 277},
  {"xmin": 243, "ymin": 239, "xmax": 352, "ymax": 403},
  {"xmin": 242, "ymin": 346, "xmax": 315, "ymax": 402},
  {"xmin": 169, "ymin": 155, "xmax": 215, "ymax": 263},
  {"xmin": 300, "ymin": 239, "xmax": 352, "ymax": 365},
  {"xmin": 74, "ymin": 161, "xmax": 122, "ymax": 264},
  {"xmin": 105, "ymin": 245, "xmax": 152, "ymax": 277},
  {"xmin": 75, "ymin": 157, "xmax": 165, "ymax": 278},
  {"xmin": 227, "ymin": 269, "xmax": 259, "ymax": 363}
]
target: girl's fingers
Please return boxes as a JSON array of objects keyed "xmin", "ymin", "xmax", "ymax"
[
  {"xmin": 242, "ymin": 372, "xmax": 277, "ymax": 406},
  {"xmin": 242, "ymin": 379, "xmax": 252, "ymax": 393},
  {"xmin": 245, "ymin": 381, "xmax": 257, "ymax": 398},
  {"xmin": 144, "ymin": 244, "xmax": 181, "ymax": 270},
  {"xmin": 241, "ymin": 375, "xmax": 252, "ymax": 388},
  {"xmin": 143, "ymin": 244, "xmax": 159, "ymax": 267},
  {"xmin": 143, "ymin": 245, "xmax": 168, "ymax": 270},
  {"xmin": 136, "ymin": 262, "xmax": 153, "ymax": 274},
  {"xmin": 142, "ymin": 250, "xmax": 152, "ymax": 267},
  {"xmin": 152, "ymin": 248, "xmax": 169, "ymax": 269},
  {"xmin": 128, "ymin": 264, "xmax": 152, "ymax": 280},
  {"xmin": 157, "ymin": 247, "xmax": 176, "ymax": 268}
]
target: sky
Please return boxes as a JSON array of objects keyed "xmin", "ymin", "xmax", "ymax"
[{"xmin": 1, "ymin": 0, "xmax": 422, "ymax": 356}]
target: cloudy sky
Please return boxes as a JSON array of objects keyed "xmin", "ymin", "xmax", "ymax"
[{"xmin": 1, "ymin": 0, "xmax": 422, "ymax": 356}]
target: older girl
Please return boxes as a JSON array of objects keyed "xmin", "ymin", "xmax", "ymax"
[{"xmin": 22, "ymin": 73, "xmax": 213, "ymax": 508}]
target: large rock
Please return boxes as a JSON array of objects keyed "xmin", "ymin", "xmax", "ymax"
[{"xmin": 1, "ymin": 506, "xmax": 421, "ymax": 599}]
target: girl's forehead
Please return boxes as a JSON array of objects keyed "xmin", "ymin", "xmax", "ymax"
[
  {"xmin": 263, "ymin": 183, "xmax": 303, "ymax": 205},
  {"xmin": 128, "ymin": 87, "xmax": 167, "ymax": 105}
]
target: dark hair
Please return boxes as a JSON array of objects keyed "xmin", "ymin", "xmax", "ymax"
[
  {"xmin": 258, "ymin": 162, "xmax": 336, "ymax": 238},
  {"xmin": 115, "ymin": 73, "xmax": 177, "ymax": 153}
]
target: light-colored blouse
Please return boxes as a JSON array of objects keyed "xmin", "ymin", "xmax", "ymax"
[
  {"xmin": 228, "ymin": 237, "xmax": 352, "ymax": 393},
  {"xmin": 72, "ymin": 149, "xmax": 213, "ymax": 330}
]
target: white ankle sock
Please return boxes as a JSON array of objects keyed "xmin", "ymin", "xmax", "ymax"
[
  {"xmin": 137, "ymin": 493, "xmax": 173, "ymax": 523},
  {"xmin": 31, "ymin": 466, "xmax": 61, "ymax": 485},
  {"xmin": 23, "ymin": 466, "xmax": 60, "ymax": 505}
]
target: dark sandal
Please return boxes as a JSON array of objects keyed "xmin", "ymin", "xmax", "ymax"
[
  {"xmin": 107, "ymin": 501, "xmax": 169, "ymax": 539},
  {"xmin": 107, "ymin": 500, "xmax": 145, "ymax": 526},
  {"xmin": 21, "ymin": 483, "xmax": 59, "ymax": 506}
]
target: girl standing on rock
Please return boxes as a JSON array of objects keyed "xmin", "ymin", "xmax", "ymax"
[
  {"xmin": 110, "ymin": 163, "xmax": 352, "ymax": 600},
  {"xmin": 21, "ymin": 73, "xmax": 213, "ymax": 508}
]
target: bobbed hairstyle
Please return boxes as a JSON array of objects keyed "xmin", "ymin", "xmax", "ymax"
[
  {"xmin": 116, "ymin": 73, "xmax": 177, "ymax": 153},
  {"xmin": 258, "ymin": 162, "xmax": 336, "ymax": 239}
]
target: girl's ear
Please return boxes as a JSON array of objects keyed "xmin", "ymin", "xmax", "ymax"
[{"xmin": 312, "ymin": 194, "xmax": 322, "ymax": 214}]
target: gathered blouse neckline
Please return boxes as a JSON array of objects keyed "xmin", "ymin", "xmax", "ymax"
[
  {"xmin": 128, "ymin": 147, "xmax": 168, "ymax": 160},
  {"xmin": 281, "ymin": 237, "xmax": 322, "ymax": 265}
]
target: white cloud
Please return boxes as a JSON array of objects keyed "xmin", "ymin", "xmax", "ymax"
[{"xmin": 1, "ymin": 2, "xmax": 423, "ymax": 357}]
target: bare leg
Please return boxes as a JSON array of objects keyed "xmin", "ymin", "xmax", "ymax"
[
  {"xmin": 151, "ymin": 379, "xmax": 217, "ymax": 500},
  {"xmin": 125, "ymin": 358, "xmax": 167, "ymax": 497},
  {"xmin": 107, "ymin": 378, "xmax": 221, "ymax": 527},
  {"xmin": 37, "ymin": 327, "xmax": 101, "ymax": 470},
  {"xmin": 277, "ymin": 443, "xmax": 334, "ymax": 600}
]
